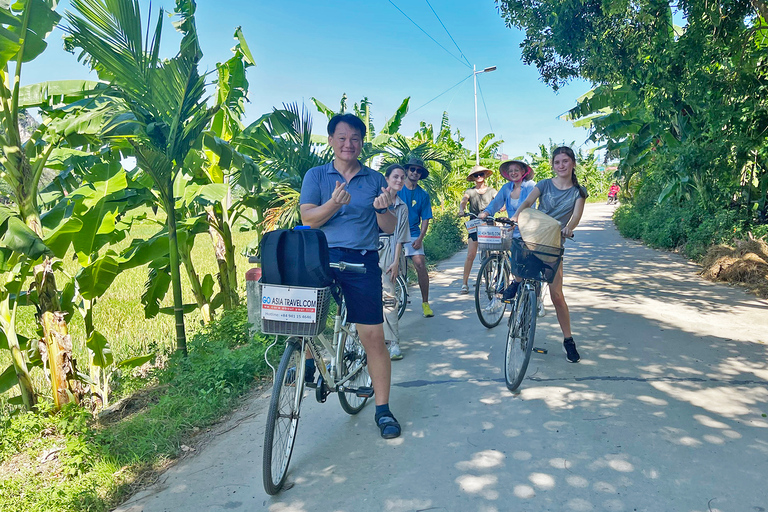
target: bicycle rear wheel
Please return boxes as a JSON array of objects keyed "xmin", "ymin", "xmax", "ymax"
[
  {"xmin": 475, "ymin": 254, "xmax": 509, "ymax": 328},
  {"xmin": 263, "ymin": 337, "xmax": 304, "ymax": 495},
  {"xmin": 336, "ymin": 303, "xmax": 372, "ymax": 414},
  {"xmin": 504, "ymin": 286, "xmax": 537, "ymax": 391},
  {"xmin": 395, "ymin": 275, "xmax": 408, "ymax": 320},
  {"xmin": 338, "ymin": 327, "xmax": 371, "ymax": 414}
]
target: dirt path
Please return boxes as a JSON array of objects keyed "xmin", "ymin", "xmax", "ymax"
[{"xmin": 116, "ymin": 203, "xmax": 768, "ymax": 512}]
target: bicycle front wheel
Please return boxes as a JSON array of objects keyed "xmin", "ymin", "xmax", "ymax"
[
  {"xmin": 263, "ymin": 337, "xmax": 304, "ymax": 495},
  {"xmin": 395, "ymin": 275, "xmax": 408, "ymax": 320},
  {"xmin": 338, "ymin": 327, "xmax": 371, "ymax": 414},
  {"xmin": 475, "ymin": 255, "xmax": 509, "ymax": 328},
  {"xmin": 504, "ymin": 287, "xmax": 537, "ymax": 391}
]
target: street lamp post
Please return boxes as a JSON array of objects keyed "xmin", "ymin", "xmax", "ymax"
[{"xmin": 473, "ymin": 65, "xmax": 496, "ymax": 165}]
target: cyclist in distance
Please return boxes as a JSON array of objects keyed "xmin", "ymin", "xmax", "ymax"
[
  {"xmin": 512, "ymin": 146, "xmax": 587, "ymax": 363},
  {"xmin": 458, "ymin": 165, "xmax": 497, "ymax": 294},
  {"xmin": 379, "ymin": 164, "xmax": 410, "ymax": 360},
  {"xmin": 299, "ymin": 113, "xmax": 402, "ymax": 439}
]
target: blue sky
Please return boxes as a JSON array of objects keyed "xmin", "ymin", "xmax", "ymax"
[{"xmin": 24, "ymin": 0, "xmax": 596, "ymax": 160}]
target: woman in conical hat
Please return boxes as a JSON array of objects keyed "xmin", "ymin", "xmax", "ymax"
[
  {"xmin": 479, "ymin": 159, "xmax": 535, "ymax": 222},
  {"xmin": 458, "ymin": 165, "xmax": 497, "ymax": 293}
]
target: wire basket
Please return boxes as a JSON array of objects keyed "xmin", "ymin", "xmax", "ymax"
[
  {"xmin": 477, "ymin": 224, "xmax": 513, "ymax": 251},
  {"xmin": 259, "ymin": 283, "xmax": 332, "ymax": 336},
  {"xmin": 510, "ymin": 237, "xmax": 564, "ymax": 283}
]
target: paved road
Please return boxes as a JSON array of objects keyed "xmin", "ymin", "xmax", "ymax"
[{"xmin": 117, "ymin": 203, "xmax": 768, "ymax": 512}]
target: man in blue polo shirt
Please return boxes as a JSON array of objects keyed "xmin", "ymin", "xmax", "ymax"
[
  {"xmin": 398, "ymin": 157, "xmax": 434, "ymax": 317},
  {"xmin": 300, "ymin": 113, "xmax": 402, "ymax": 439}
]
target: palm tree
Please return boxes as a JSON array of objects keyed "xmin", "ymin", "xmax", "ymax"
[
  {"xmin": 238, "ymin": 103, "xmax": 331, "ymax": 231},
  {"xmin": 65, "ymin": 0, "xmax": 218, "ymax": 354},
  {"xmin": 379, "ymin": 135, "xmax": 459, "ymax": 205}
]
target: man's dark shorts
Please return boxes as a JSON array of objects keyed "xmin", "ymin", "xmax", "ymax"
[
  {"xmin": 329, "ymin": 248, "xmax": 383, "ymax": 325},
  {"xmin": 468, "ymin": 232, "xmax": 478, "ymax": 242}
]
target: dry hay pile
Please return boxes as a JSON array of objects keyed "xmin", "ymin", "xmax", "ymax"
[{"xmin": 700, "ymin": 234, "xmax": 768, "ymax": 298}]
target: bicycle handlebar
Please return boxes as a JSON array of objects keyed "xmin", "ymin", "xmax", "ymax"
[
  {"xmin": 330, "ymin": 261, "xmax": 366, "ymax": 273},
  {"xmin": 462, "ymin": 212, "xmax": 514, "ymax": 225},
  {"xmin": 462, "ymin": 212, "xmax": 574, "ymax": 239}
]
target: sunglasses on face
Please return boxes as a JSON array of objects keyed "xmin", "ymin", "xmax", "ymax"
[
  {"xmin": 471, "ymin": 173, "xmax": 484, "ymax": 179},
  {"xmin": 407, "ymin": 167, "xmax": 423, "ymax": 175}
]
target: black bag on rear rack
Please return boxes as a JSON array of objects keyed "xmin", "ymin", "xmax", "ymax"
[{"xmin": 260, "ymin": 228, "xmax": 334, "ymax": 288}]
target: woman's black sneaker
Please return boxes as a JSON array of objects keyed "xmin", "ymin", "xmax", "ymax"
[
  {"xmin": 501, "ymin": 281, "xmax": 520, "ymax": 303},
  {"xmin": 563, "ymin": 338, "xmax": 580, "ymax": 363}
]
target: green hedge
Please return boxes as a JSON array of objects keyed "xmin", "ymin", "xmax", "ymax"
[
  {"xmin": 423, "ymin": 206, "xmax": 465, "ymax": 261},
  {"xmin": 614, "ymin": 201, "xmax": 768, "ymax": 260}
]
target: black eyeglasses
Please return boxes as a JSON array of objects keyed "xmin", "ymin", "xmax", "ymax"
[{"xmin": 407, "ymin": 166, "xmax": 422, "ymax": 174}]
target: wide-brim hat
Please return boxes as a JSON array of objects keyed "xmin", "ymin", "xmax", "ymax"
[
  {"xmin": 466, "ymin": 165, "xmax": 493, "ymax": 181},
  {"xmin": 499, "ymin": 160, "xmax": 533, "ymax": 181},
  {"xmin": 404, "ymin": 157, "xmax": 429, "ymax": 180}
]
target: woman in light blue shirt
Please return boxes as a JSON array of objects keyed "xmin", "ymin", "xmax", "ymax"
[{"xmin": 479, "ymin": 160, "xmax": 535, "ymax": 221}]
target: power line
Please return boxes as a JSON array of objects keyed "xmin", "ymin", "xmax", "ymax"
[
  {"xmin": 424, "ymin": 0, "xmax": 471, "ymax": 68},
  {"xmin": 409, "ymin": 73, "xmax": 474, "ymax": 115},
  {"xmin": 387, "ymin": 0, "xmax": 472, "ymax": 69}
]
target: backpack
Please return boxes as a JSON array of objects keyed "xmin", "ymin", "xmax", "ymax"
[{"xmin": 260, "ymin": 228, "xmax": 334, "ymax": 288}]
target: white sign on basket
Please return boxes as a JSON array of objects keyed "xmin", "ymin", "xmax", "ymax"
[
  {"xmin": 477, "ymin": 225, "xmax": 502, "ymax": 244},
  {"xmin": 261, "ymin": 286, "xmax": 318, "ymax": 323},
  {"xmin": 465, "ymin": 218, "xmax": 483, "ymax": 234}
]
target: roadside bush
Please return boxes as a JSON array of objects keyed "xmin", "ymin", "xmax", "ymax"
[
  {"xmin": 0, "ymin": 304, "xmax": 278, "ymax": 512},
  {"xmin": 613, "ymin": 204, "xmax": 645, "ymax": 239},
  {"xmin": 424, "ymin": 206, "xmax": 464, "ymax": 261}
]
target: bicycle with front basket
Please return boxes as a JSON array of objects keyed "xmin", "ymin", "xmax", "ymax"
[
  {"xmin": 260, "ymin": 261, "xmax": 373, "ymax": 495},
  {"xmin": 503, "ymin": 226, "xmax": 565, "ymax": 391},
  {"xmin": 467, "ymin": 213, "xmax": 514, "ymax": 328}
]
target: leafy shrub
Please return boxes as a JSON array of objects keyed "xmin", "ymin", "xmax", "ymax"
[{"xmin": 423, "ymin": 207, "xmax": 464, "ymax": 261}]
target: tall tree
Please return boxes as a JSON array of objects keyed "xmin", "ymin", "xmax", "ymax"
[{"xmin": 65, "ymin": 0, "xmax": 218, "ymax": 354}]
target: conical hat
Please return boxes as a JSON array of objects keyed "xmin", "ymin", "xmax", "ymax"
[{"xmin": 517, "ymin": 208, "xmax": 562, "ymax": 249}]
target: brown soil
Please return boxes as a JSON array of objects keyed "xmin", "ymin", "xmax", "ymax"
[{"xmin": 700, "ymin": 234, "xmax": 768, "ymax": 298}]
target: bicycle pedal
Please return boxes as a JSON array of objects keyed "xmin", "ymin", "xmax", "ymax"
[
  {"xmin": 305, "ymin": 381, "xmax": 317, "ymax": 389},
  {"xmin": 355, "ymin": 386, "xmax": 374, "ymax": 398},
  {"xmin": 533, "ymin": 347, "xmax": 548, "ymax": 354}
]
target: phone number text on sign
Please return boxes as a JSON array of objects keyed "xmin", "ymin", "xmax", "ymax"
[{"xmin": 261, "ymin": 286, "xmax": 318, "ymax": 323}]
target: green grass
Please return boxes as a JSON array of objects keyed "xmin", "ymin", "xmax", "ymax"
[{"xmin": 0, "ymin": 306, "xmax": 280, "ymax": 512}]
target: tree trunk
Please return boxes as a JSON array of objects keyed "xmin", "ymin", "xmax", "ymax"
[
  {"xmin": 40, "ymin": 311, "xmax": 77, "ymax": 409},
  {"xmin": 751, "ymin": 0, "xmax": 768, "ymax": 22},
  {"xmin": 164, "ymin": 193, "xmax": 187, "ymax": 355},
  {"xmin": 7, "ymin": 328, "xmax": 36, "ymax": 410},
  {"xmin": 178, "ymin": 241, "xmax": 212, "ymax": 325},
  {"xmin": 207, "ymin": 208, "xmax": 239, "ymax": 310}
]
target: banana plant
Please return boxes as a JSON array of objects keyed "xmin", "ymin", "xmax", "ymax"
[
  {"xmin": 0, "ymin": 0, "xmax": 106, "ymax": 408},
  {"xmin": 0, "ymin": 205, "xmax": 51, "ymax": 410},
  {"xmin": 64, "ymin": 0, "xmax": 219, "ymax": 354}
]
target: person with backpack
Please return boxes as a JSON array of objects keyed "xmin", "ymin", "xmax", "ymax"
[
  {"xmin": 299, "ymin": 113, "xmax": 402, "ymax": 439},
  {"xmin": 511, "ymin": 146, "xmax": 588, "ymax": 363}
]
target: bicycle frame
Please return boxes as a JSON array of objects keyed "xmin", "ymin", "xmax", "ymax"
[{"xmin": 265, "ymin": 297, "xmax": 364, "ymax": 394}]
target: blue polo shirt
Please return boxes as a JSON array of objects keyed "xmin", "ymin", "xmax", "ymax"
[
  {"xmin": 398, "ymin": 185, "xmax": 433, "ymax": 239},
  {"xmin": 300, "ymin": 161, "xmax": 388, "ymax": 251}
]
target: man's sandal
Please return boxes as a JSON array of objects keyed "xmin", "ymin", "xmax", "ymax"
[{"xmin": 375, "ymin": 411, "xmax": 401, "ymax": 439}]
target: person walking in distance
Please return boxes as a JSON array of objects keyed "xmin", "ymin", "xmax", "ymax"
[
  {"xmin": 379, "ymin": 164, "xmax": 409, "ymax": 360},
  {"xmin": 398, "ymin": 157, "xmax": 434, "ymax": 317},
  {"xmin": 512, "ymin": 146, "xmax": 587, "ymax": 363},
  {"xmin": 458, "ymin": 165, "xmax": 496, "ymax": 294},
  {"xmin": 300, "ymin": 113, "xmax": 402, "ymax": 438}
]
